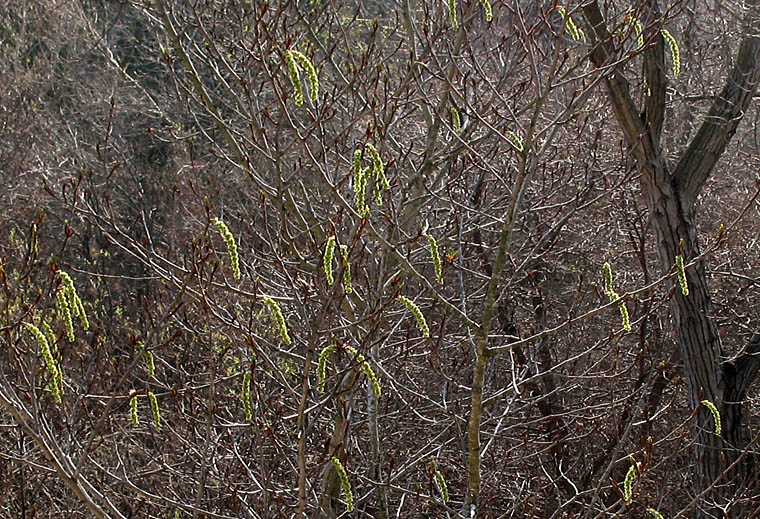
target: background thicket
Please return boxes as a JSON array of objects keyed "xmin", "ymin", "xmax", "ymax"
[{"xmin": 1, "ymin": 1, "xmax": 759, "ymax": 518}]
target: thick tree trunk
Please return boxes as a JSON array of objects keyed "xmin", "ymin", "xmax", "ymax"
[{"xmin": 642, "ymin": 159, "xmax": 728, "ymax": 514}]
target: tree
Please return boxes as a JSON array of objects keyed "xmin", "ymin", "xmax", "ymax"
[{"xmin": 581, "ymin": 1, "xmax": 760, "ymax": 515}]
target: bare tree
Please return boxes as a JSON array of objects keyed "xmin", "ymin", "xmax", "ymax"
[{"xmin": 580, "ymin": 0, "xmax": 760, "ymax": 515}]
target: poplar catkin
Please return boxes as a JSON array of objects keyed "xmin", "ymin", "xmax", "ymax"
[
  {"xmin": 451, "ymin": 107, "xmax": 461, "ymax": 134},
  {"xmin": 213, "ymin": 218, "xmax": 241, "ymax": 281},
  {"xmin": 399, "ymin": 296, "xmax": 430, "ymax": 338},
  {"xmin": 145, "ymin": 350, "xmax": 155, "ymax": 377},
  {"xmin": 290, "ymin": 50, "xmax": 319, "ymax": 101},
  {"xmin": 59, "ymin": 271, "xmax": 88, "ymax": 331},
  {"xmin": 340, "ymin": 245, "xmax": 353, "ymax": 294},
  {"xmin": 431, "ymin": 462, "xmax": 449, "ymax": 502},
  {"xmin": 353, "ymin": 149, "xmax": 362, "ymax": 178},
  {"xmin": 148, "ymin": 391, "xmax": 161, "ymax": 430},
  {"xmin": 603, "ymin": 262, "xmax": 614, "ymax": 297},
  {"xmin": 330, "ymin": 457, "xmax": 354, "ymax": 512},
  {"xmin": 448, "ymin": 0, "xmax": 459, "ymax": 30},
  {"xmin": 675, "ymin": 255, "xmax": 689, "ymax": 296},
  {"xmin": 602, "ymin": 262, "xmax": 631, "ymax": 332},
  {"xmin": 702, "ymin": 399, "xmax": 722, "ymax": 436},
  {"xmin": 556, "ymin": 7, "xmax": 586, "ymax": 43},
  {"xmin": 365, "ymin": 143, "xmax": 389, "ymax": 206},
  {"xmin": 285, "ymin": 50, "xmax": 319, "ymax": 105},
  {"xmin": 56, "ymin": 288, "xmax": 75, "ymax": 343},
  {"xmin": 129, "ymin": 391, "xmax": 139, "ymax": 426},
  {"xmin": 346, "ymin": 346, "xmax": 381, "ymax": 398},
  {"xmin": 478, "ymin": 0, "xmax": 492, "ymax": 22},
  {"xmin": 647, "ymin": 509, "xmax": 664, "ymax": 519},
  {"xmin": 623, "ymin": 461, "xmax": 636, "ymax": 504},
  {"xmin": 262, "ymin": 296, "xmax": 292, "ymax": 345},
  {"xmin": 324, "ymin": 236, "xmax": 336, "ymax": 285},
  {"xmin": 285, "ymin": 50, "xmax": 303, "ymax": 106},
  {"xmin": 426, "ymin": 234, "xmax": 443, "ymax": 284},
  {"xmin": 661, "ymin": 29, "xmax": 681, "ymax": 77},
  {"xmin": 241, "ymin": 372, "xmax": 252, "ymax": 421},
  {"xmin": 137, "ymin": 341, "xmax": 155, "ymax": 377},
  {"xmin": 317, "ymin": 344, "xmax": 336, "ymax": 393},
  {"xmin": 625, "ymin": 15, "xmax": 644, "ymax": 48},
  {"xmin": 507, "ymin": 131, "xmax": 524, "ymax": 152},
  {"xmin": 353, "ymin": 164, "xmax": 370, "ymax": 218},
  {"xmin": 25, "ymin": 323, "xmax": 62, "ymax": 403}
]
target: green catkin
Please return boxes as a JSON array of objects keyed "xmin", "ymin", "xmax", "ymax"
[
  {"xmin": 241, "ymin": 371, "xmax": 252, "ymax": 421},
  {"xmin": 448, "ymin": 0, "xmax": 459, "ymax": 30},
  {"xmin": 373, "ymin": 181, "xmax": 383, "ymax": 207},
  {"xmin": 129, "ymin": 392, "xmax": 139, "ymax": 426},
  {"xmin": 507, "ymin": 131, "xmax": 524, "ymax": 152},
  {"xmin": 365, "ymin": 143, "xmax": 389, "ymax": 206},
  {"xmin": 426, "ymin": 234, "xmax": 443, "ymax": 284},
  {"xmin": 73, "ymin": 296, "xmax": 88, "ymax": 331},
  {"xmin": 556, "ymin": 6, "xmax": 586, "ymax": 43},
  {"xmin": 25, "ymin": 323, "xmax": 61, "ymax": 403},
  {"xmin": 675, "ymin": 255, "xmax": 689, "ymax": 296},
  {"xmin": 602, "ymin": 262, "xmax": 631, "ymax": 332},
  {"xmin": 603, "ymin": 262, "xmax": 614, "ymax": 297},
  {"xmin": 362, "ymin": 361, "xmax": 381, "ymax": 397},
  {"xmin": 213, "ymin": 218, "xmax": 241, "ymax": 281},
  {"xmin": 661, "ymin": 29, "xmax": 680, "ymax": 77},
  {"xmin": 56, "ymin": 288, "xmax": 75, "ymax": 343},
  {"xmin": 59, "ymin": 271, "xmax": 88, "ymax": 331},
  {"xmin": 353, "ymin": 149, "xmax": 362, "ymax": 178},
  {"xmin": 619, "ymin": 303, "xmax": 631, "ymax": 332},
  {"xmin": 145, "ymin": 350, "xmax": 155, "ymax": 377},
  {"xmin": 576, "ymin": 26, "xmax": 586, "ymax": 44},
  {"xmin": 317, "ymin": 344, "xmax": 336, "ymax": 392},
  {"xmin": 324, "ymin": 236, "xmax": 336, "ymax": 285},
  {"xmin": 647, "ymin": 509, "xmax": 664, "ymax": 519},
  {"xmin": 340, "ymin": 245, "xmax": 353, "ymax": 294},
  {"xmin": 352, "ymin": 149, "xmax": 370, "ymax": 216},
  {"xmin": 40, "ymin": 320, "xmax": 57, "ymax": 358},
  {"xmin": 432, "ymin": 462, "xmax": 449, "ymax": 502},
  {"xmin": 289, "ymin": 50, "xmax": 319, "ymax": 102},
  {"xmin": 451, "ymin": 107, "xmax": 461, "ymax": 134},
  {"xmin": 54, "ymin": 368, "xmax": 63, "ymax": 399},
  {"xmin": 626, "ymin": 15, "xmax": 644, "ymax": 48},
  {"xmin": 478, "ymin": 0, "xmax": 492, "ymax": 22},
  {"xmin": 330, "ymin": 457, "xmax": 354, "ymax": 512},
  {"xmin": 262, "ymin": 296, "xmax": 292, "ymax": 345},
  {"xmin": 623, "ymin": 461, "xmax": 636, "ymax": 504},
  {"xmin": 284, "ymin": 50, "xmax": 303, "ymax": 106},
  {"xmin": 346, "ymin": 346, "xmax": 381, "ymax": 398},
  {"xmin": 354, "ymin": 167, "xmax": 370, "ymax": 217},
  {"xmin": 702, "ymin": 400, "xmax": 722, "ymax": 436},
  {"xmin": 398, "ymin": 296, "xmax": 430, "ymax": 338},
  {"xmin": 148, "ymin": 391, "xmax": 161, "ymax": 430},
  {"xmin": 137, "ymin": 341, "xmax": 155, "ymax": 377}
]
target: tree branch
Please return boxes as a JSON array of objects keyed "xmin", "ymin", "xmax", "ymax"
[
  {"xmin": 725, "ymin": 333, "xmax": 760, "ymax": 399},
  {"xmin": 643, "ymin": 4, "xmax": 667, "ymax": 143},
  {"xmin": 582, "ymin": 1, "xmax": 652, "ymax": 166},
  {"xmin": 673, "ymin": 0, "xmax": 760, "ymax": 207}
]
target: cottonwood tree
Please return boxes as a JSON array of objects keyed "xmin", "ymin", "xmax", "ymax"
[{"xmin": 579, "ymin": 0, "xmax": 760, "ymax": 515}]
